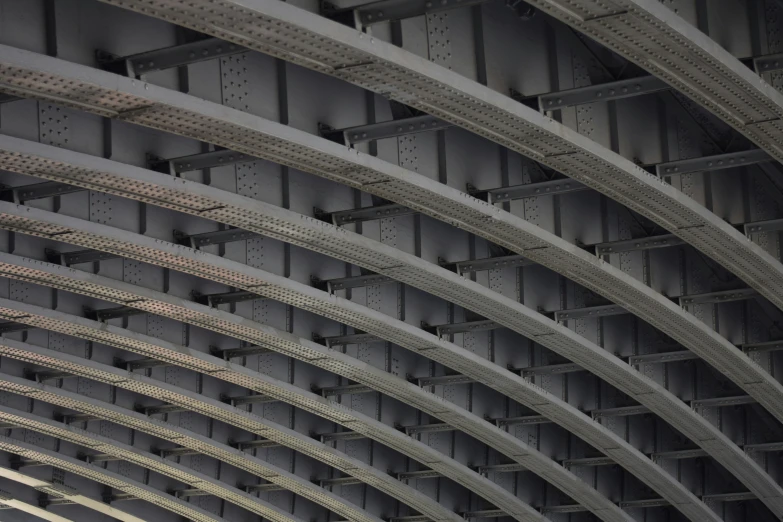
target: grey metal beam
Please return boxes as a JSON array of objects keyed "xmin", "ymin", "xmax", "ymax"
[
  {"xmin": 679, "ymin": 288, "xmax": 760, "ymax": 306},
  {"xmin": 628, "ymin": 350, "xmax": 698, "ymax": 366},
  {"xmin": 651, "ymin": 449, "xmax": 709, "ymax": 461},
  {"xmin": 745, "ymin": 442, "xmax": 783, "ymax": 453},
  {"xmin": 553, "ymin": 304, "xmax": 628, "ymax": 322},
  {"xmin": 478, "ymin": 463, "xmax": 527, "ymax": 475},
  {"xmin": 124, "ymin": 358, "xmax": 172, "ymax": 371},
  {"xmin": 493, "ymin": 415, "xmax": 551, "ymax": 427},
  {"xmin": 320, "ymin": 115, "xmax": 452, "ymax": 145},
  {"xmin": 98, "ymin": 37, "xmax": 246, "ymax": 77},
  {"xmin": 211, "ymin": 344, "xmax": 273, "ymax": 359},
  {"xmin": 754, "ymin": 52, "xmax": 783, "ymax": 74},
  {"xmin": 316, "ymin": 203, "xmax": 416, "ymax": 226},
  {"xmin": 318, "ymin": 477, "xmax": 363, "ymax": 488},
  {"xmin": 404, "ymin": 423, "xmax": 454, "ymax": 435},
  {"xmin": 702, "ymin": 492, "xmax": 756, "ymax": 503},
  {"xmin": 538, "ymin": 76, "xmax": 669, "ymax": 111},
  {"xmin": 656, "ymin": 149, "xmax": 771, "ymax": 177},
  {"xmin": 619, "ymin": 499, "xmax": 668, "ymax": 509},
  {"xmin": 471, "ymin": 178, "xmax": 588, "ymax": 204},
  {"xmin": 396, "ymin": 470, "xmax": 441, "ymax": 481},
  {"xmin": 227, "ymin": 393, "xmax": 277, "ymax": 406},
  {"xmin": 439, "ymin": 254, "xmax": 533, "ymax": 275},
  {"xmin": 317, "ymin": 383, "xmax": 374, "ymax": 398},
  {"xmin": 45, "ymin": 248, "xmax": 120, "ymax": 266},
  {"xmin": 541, "ymin": 505, "xmax": 588, "ymax": 514},
  {"xmin": 745, "ymin": 217, "xmax": 783, "ymax": 235},
  {"xmin": 691, "ymin": 395, "xmax": 756, "ymax": 410},
  {"xmin": 424, "ymin": 319, "xmax": 500, "ymax": 337},
  {"xmin": 194, "ymin": 290, "xmax": 259, "ymax": 307},
  {"xmin": 319, "ymin": 431, "xmax": 367, "ymax": 442},
  {"xmin": 562, "ymin": 457, "xmax": 616, "ymax": 468},
  {"xmin": 0, "ymin": 322, "xmax": 34, "ymax": 334},
  {"xmin": 85, "ymin": 306, "xmax": 147, "ymax": 322},
  {"xmin": 244, "ymin": 483, "xmax": 286, "ymax": 493},
  {"xmin": 233, "ymin": 439, "xmax": 280, "ymax": 450},
  {"xmin": 149, "ymin": 149, "xmax": 254, "ymax": 175},
  {"xmin": 462, "ymin": 509, "xmax": 506, "ymax": 519},
  {"xmin": 591, "ymin": 405, "xmax": 651, "ymax": 420},
  {"xmin": 315, "ymin": 273, "xmax": 396, "ymax": 292},
  {"xmin": 174, "ymin": 228, "xmax": 262, "ymax": 249},
  {"xmin": 315, "ymin": 333, "xmax": 382, "ymax": 347},
  {"xmin": 158, "ymin": 447, "xmax": 202, "ymax": 458},
  {"xmin": 593, "ymin": 234, "xmax": 685, "ymax": 257},
  {"xmin": 324, "ymin": 0, "xmax": 490, "ymax": 27},
  {"xmin": 417, "ymin": 374, "xmax": 475, "ymax": 387},
  {"xmin": 0, "ymin": 181, "xmax": 83, "ymax": 203},
  {"xmin": 519, "ymin": 363, "xmax": 583, "ymax": 377}
]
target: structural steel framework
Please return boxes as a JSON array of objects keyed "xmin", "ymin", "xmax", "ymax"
[{"xmin": 2, "ymin": 1, "xmax": 783, "ymax": 521}]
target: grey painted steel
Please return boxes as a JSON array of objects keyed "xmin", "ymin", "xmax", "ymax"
[
  {"xmin": 70, "ymin": 1, "xmax": 783, "ymax": 342},
  {"xmin": 0, "ymin": 436, "xmax": 223, "ymax": 522},
  {"xmin": 0, "ymin": 402, "xmax": 307, "ymax": 522},
  {"xmin": 0, "ymin": 464, "xmax": 144, "ymax": 522},
  {"xmin": 0, "ymin": 299, "xmax": 527, "ymax": 522},
  {"xmin": 538, "ymin": 75, "xmax": 668, "ymax": 110},
  {"xmin": 656, "ymin": 149, "xmax": 772, "ymax": 177},
  {"xmin": 0, "ymin": 484, "xmax": 73, "ymax": 522},
  {"xmin": 0, "ymin": 50, "xmax": 777, "ymax": 469},
  {"xmin": 0, "ymin": 158, "xmax": 775, "ymax": 518},
  {"xmin": 0, "ymin": 383, "xmax": 375, "ymax": 522},
  {"xmin": 0, "ymin": 176, "xmax": 775, "ymax": 520}
]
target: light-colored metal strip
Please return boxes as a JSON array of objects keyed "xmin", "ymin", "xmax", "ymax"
[
  {"xmin": 0, "ymin": 435, "xmax": 224, "ymax": 522},
  {"xmin": 0, "ymin": 254, "xmax": 720, "ymax": 522},
  {"xmin": 0, "ymin": 368, "xmax": 383, "ymax": 522},
  {"xmin": 0, "ymin": 188, "xmax": 779, "ymax": 516},
  {"xmin": 0, "ymin": 50, "xmax": 778, "ymax": 468},
  {"xmin": 0, "ymin": 401, "xmax": 306, "ymax": 522},
  {"xmin": 0, "ymin": 301, "xmax": 600, "ymax": 522},
  {"xmin": 0, "ymin": 485, "xmax": 73, "ymax": 522},
  {"xmin": 0, "ymin": 465, "xmax": 145, "ymax": 522},
  {"xmin": 69, "ymin": 1, "xmax": 783, "ymax": 352},
  {"xmin": 0, "ymin": 317, "xmax": 461, "ymax": 522}
]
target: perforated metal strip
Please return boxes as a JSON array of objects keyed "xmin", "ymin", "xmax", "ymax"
[
  {"xmin": 0, "ymin": 51, "xmax": 779, "ymax": 479},
  {"xmin": 62, "ymin": 1, "xmax": 783, "ymax": 359},
  {"xmin": 0, "ymin": 401, "xmax": 308, "ymax": 522},
  {"xmin": 0, "ymin": 435, "xmax": 223, "ymax": 522},
  {"xmin": 0, "ymin": 368, "xmax": 381, "ymax": 522},
  {"xmin": 0, "ymin": 485, "xmax": 73, "ymax": 522},
  {"xmin": 0, "ymin": 172, "xmax": 779, "ymax": 516},
  {"xmin": 0, "ymin": 254, "xmax": 719, "ymax": 522},
  {"xmin": 0, "ymin": 303, "xmax": 583, "ymax": 522},
  {"xmin": 0, "ymin": 464, "xmax": 145, "ymax": 522}
]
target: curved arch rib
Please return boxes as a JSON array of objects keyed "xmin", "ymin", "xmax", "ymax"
[
  {"xmin": 0, "ymin": 295, "xmax": 553, "ymax": 522},
  {"xmin": 0, "ymin": 478, "xmax": 73, "ymax": 522},
  {"xmin": 0, "ymin": 155, "xmax": 780, "ymax": 514},
  {"xmin": 0, "ymin": 305, "xmax": 463, "ymax": 522},
  {"xmin": 0, "ymin": 464, "xmax": 145, "ymax": 522},
  {"xmin": 0, "ymin": 435, "xmax": 224, "ymax": 522},
  {"xmin": 80, "ymin": 0, "xmax": 783, "ymax": 325},
  {"xmin": 0, "ymin": 252, "xmax": 725, "ymax": 521},
  {"xmin": 0, "ymin": 397, "xmax": 316, "ymax": 522},
  {"xmin": 0, "ymin": 50, "xmax": 780, "ymax": 442}
]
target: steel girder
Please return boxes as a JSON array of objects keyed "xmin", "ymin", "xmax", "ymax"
[
  {"xmin": 0, "ymin": 435, "xmax": 224, "ymax": 522},
  {"xmin": 0, "ymin": 398, "xmax": 315, "ymax": 522},
  {"xmin": 0, "ymin": 297, "xmax": 617, "ymax": 522},
  {"xmin": 0, "ymin": 479, "xmax": 73, "ymax": 522},
  {"xmin": 0, "ymin": 48, "xmax": 777, "ymax": 448},
  {"xmin": 0, "ymin": 305, "xmax": 462, "ymax": 522},
  {"xmin": 82, "ymin": 0, "xmax": 783, "ymax": 337},
  {"xmin": 0, "ymin": 464, "xmax": 145, "ymax": 522},
  {"xmin": 0, "ymin": 139, "xmax": 778, "ymax": 512},
  {"xmin": 0, "ymin": 298, "xmax": 554, "ymax": 522},
  {"xmin": 521, "ymin": 0, "xmax": 783, "ymax": 165},
  {"xmin": 0, "ymin": 200, "xmax": 780, "ymax": 516}
]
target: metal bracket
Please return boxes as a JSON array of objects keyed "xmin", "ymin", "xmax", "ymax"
[
  {"xmin": 396, "ymin": 469, "xmax": 441, "ymax": 481},
  {"xmin": 314, "ymin": 332, "xmax": 382, "ymax": 347},
  {"xmin": 97, "ymin": 37, "xmax": 246, "ymax": 77},
  {"xmin": 224, "ymin": 393, "xmax": 276, "ymax": 406},
  {"xmin": 174, "ymin": 228, "xmax": 261, "ymax": 249},
  {"xmin": 317, "ymin": 383, "xmax": 374, "ymax": 397},
  {"xmin": 84, "ymin": 305, "xmax": 146, "ymax": 322},
  {"xmin": 193, "ymin": 289, "xmax": 259, "ymax": 307},
  {"xmin": 518, "ymin": 362, "xmax": 583, "ymax": 377},
  {"xmin": 628, "ymin": 350, "xmax": 697, "ymax": 367},
  {"xmin": 319, "ymin": 431, "xmax": 366, "ymax": 442},
  {"xmin": 232, "ymin": 438, "xmax": 280, "ymax": 450},
  {"xmin": 493, "ymin": 414, "xmax": 551, "ymax": 427},
  {"xmin": 123, "ymin": 358, "xmax": 172, "ymax": 371},
  {"xmin": 591, "ymin": 405, "xmax": 650, "ymax": 420},
  {"xmin": 320, "ymin": 114, "xmax": 451, "ymax": 146},
  {"xmin": 244, "ymin": 483, "xmax": 285, "ymax": 492},
  {"xmin": 691, "ymin": 395, "xmax": 755, "ymax": 410},
  {"xmin": 0, "ymin": 322, "xmax": 34, "ymax": 334},
  {"xmin": 45, "ymin": 248, "xmax": 120, "ymax": 266},
  {"xmin": 593, "ymin": 233, "xmax": 684, "ymax": 256},
  {"xmin": 403, "ymin": 422, "xmax": 454, "ymax": 435},
  {"xmin": 149, "ymin": 148, "xmax": 254, "ymax": 175},
  {"xmin": 539, "ymin": 75, "xmax": 668, "ymax": 111},
  {"xmin": 314, "ymin": 273, "xmax": 396, "ymax": 292},
  {"xmin": 656, "ymin": 149, "xmax": 770, "ymax": 177},
  {"xmin": 417, "ymin": 374, "xmax": 474, "ymax": 387},
  {"xmin": 679, "ymin": 288, "xmax": 760, "ymax": 306},
  {"xmin": 0, "ymin": 181, "xmax": 84, "ymax": 203},
  {"xmin": 315, "ymin": 203, "xmax": 416, "ymax": 226},
  {"xmin": 439, "ymin": 254, "xmax": 534, "ymax": 275},
  {"xmin": 554, "ymin": 304, "xmax": 627, "ymax": 322},
  {"xmin": 210, "ymin": 344, "xmax": 272, "ymax": 359},
  {"xmin": 323, "ymin": 0, "xmax": 490, "ymax": 28},
  {"xmin": 470, "ymin": 178, "xmax": 588, "ymax": 204},
  {"xmin": 423, "ymin": 319, "xmax": 500, "ymax": 336},
  {"xmin": 745, "ymin": 217, "xmax": 783, "ymax": 235}
]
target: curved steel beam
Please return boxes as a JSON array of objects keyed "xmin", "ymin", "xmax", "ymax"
[
  {"xmin": 0, "ymin": 435, "xmax": 224, "ymax": 522},
  {"xmin": 0, "ymin": 358, "xmax": 388, "ymax": 522},
  {"xmin": 0, "ymin": 299, "xmax": 609, "ymax": 522},
  {"xmin": 0, "ymin": 167, "xmax": 780, "ymax": 515},
  {"xmin": 0, "ymin": 307, "xmax": 462, "ymax": 522},
  {"xmin": 79, "ymin": 0, "xmax": 783, "ymax": 339},
  {"xmin": 0, "ymin": 253, "xmax": 722, "ymax": 521},
  {"xmin": 522, "ymin": 0, "xmax": 783, "ymax": 159},
  {"xmin": 0, "ymin": 464, "xmax": 145, "ymax": 522},
  {"xmin": 0, "ymin": 480, "xmax": 73, "ymax": 522},
  {"xmin": 0, "ymin": 399, "xmax": 311, "ymax": 522},
  {"xmin": 0, "ymin": 50, "xmax": 779, "ymax": 446},
  {"xmin": 0, "ymin": 298, "xmax": 552, "ymax": 522}
]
